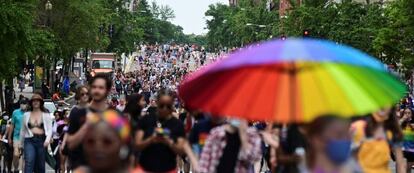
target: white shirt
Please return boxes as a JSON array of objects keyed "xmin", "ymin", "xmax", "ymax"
[{"xmin": 20, "ymin": 112, "xmax": 53, "ymax": 145}]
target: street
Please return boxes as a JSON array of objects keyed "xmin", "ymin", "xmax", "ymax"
[{"xmin": 1, "ymin": 0, "xmax": 414, "ymax": 172}]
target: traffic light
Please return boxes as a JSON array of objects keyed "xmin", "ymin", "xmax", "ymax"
[{"xmin": 303, "ymin": 29, "xmax": 310, "ymax": 38}]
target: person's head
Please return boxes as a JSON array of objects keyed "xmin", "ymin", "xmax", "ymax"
[
  {"xmin": 402, "ymin": 108, "xmax": 413, "ymax": 121},
  {"xmin": 83, "ymin": 110, "xmax": 130, "ymax": 172},
  {"xmin": 54, "ymin": 110, "xmax": 64, "ymax": 120},
  {"xmin": 119, "ymin": 99, "xmax": 125, "ymax": 106},
  {"xmin": 306, "ymin": 115, "xmax": 351, "ymax": 168},
  {"xmin": 75, "ymin": 86, "xmax": 90, "ymax": 105},
  {"xmin": 366, "ymin": 106, "xmax": 403, "ymax": 142},
  {"xmin": 372, "ymin": 107, "xmax": 392, "ymax": 123},
  {"xmin": 19, "ymin": 98, "xmax": 28, "ymax": 111},
  {"xmin": 90, "ymin": 73, "xmax": 112, "ymax": 102},
  {"xmin": 157, "ymin": 89, "xmax": 174, "ymax": 119},
  {"xmin": 18, "ymin": 94, "xmax": 24, "ymax": 101},
  {"xmin": 29, "ymin": 93, "xmax": 47, "ymax": 112},
  {"xmin": 124, "ymin": 94, "xmax": 145, "ymax": 120}
]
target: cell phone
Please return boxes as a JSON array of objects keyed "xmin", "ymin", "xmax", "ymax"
[{"xmin": 155, "ymin": 127, "xmax": 170, "ymax": 138}]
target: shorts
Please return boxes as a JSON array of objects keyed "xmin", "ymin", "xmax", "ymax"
[
  {"xmin": 403, "ymin": 151, "xmax": 414, "ymax": 162},
  {"xmin": 13, "ymin": 142, "xmax": 21, "ymax": 157}
]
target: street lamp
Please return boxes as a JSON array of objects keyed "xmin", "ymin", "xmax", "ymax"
[{"xmin": 45, "ymin": 0, "xmax": 52, "ymax": 10}]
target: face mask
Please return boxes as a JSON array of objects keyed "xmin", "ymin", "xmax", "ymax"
[
  {"xmin": 3, "ymin": 116, "xmax": 9, "ymax": 121},
  {"xmin": 325, "ymin": 139, "xmax": 351, "ymax": 165},
  {"xmin": 229, "ymin": 119, "xmax": 241, "ymax": 128}
]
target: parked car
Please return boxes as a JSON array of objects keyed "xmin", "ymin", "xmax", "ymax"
[{"xmin": 44, "ymin": 99, "xmax": 57, "ymax": 118}]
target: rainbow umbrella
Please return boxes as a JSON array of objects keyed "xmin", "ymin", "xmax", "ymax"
[{"xmin": 179, "ymin": 39, "xmax": 407, "ymax": 123}]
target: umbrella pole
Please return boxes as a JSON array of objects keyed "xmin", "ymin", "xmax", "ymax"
[{"xmin": 290, "ymin": 62, "xmax": 296, "ymax": 122}]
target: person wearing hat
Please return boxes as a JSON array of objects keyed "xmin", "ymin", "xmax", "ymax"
[
  {"xmin": 8, "ymin": 97, "xmax": 28, "ymax": 173},
  {"xmin": 20, "ymin": 93, "xmax": 53, "ymax": 173}
]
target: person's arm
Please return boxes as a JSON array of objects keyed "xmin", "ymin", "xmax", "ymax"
[
  {"xmin": 165, "ymin": 137, "xmax": 186, "ymax": 155},
  {"xmin": 8, "ymin": 112, "xmax": 15, "ymax": 144},
  {"xmin": 67, "ymin": 121, "xmax": 91, "ymax": 150},
  {"xmin": 394, "ymin": 147, "xmax": 407, "ymax": 173},
  {"xmin": 134, "ymin": 130, "xmax": 156, "ymax": 151},
  {"xmin": 66, "ymin": 109, "xmax": 90, "ymax": 150},
  {"xmin": 183, "ymin": 140, "xmax": 199, "ymax": 172},
  {"xmin": 44, "ymin": 114, "xmax": 53, "ymax": 147},
  {"xmin": 8, "ymin": 123, "xmax": 14, "ymax": 146},
  {"xmin": 261, "ymin": 131, "xmax": 279, "ymax": 148},
  {"xmin": 19, "ymin": 114, "xmax": 26, "ymax": 148}
]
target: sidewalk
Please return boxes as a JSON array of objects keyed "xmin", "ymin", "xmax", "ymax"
[
  {"xmin": 14, "ymin": 84, "xmax": 34, "ymax": 101},
  {"xmin": 14, "ymin": 84, "xmax": 75, "ymax": 105}
]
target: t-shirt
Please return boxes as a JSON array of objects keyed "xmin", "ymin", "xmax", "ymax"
[
  {"xmin": 67, "ymin": 106, "xmax": 88, "ymax": 169},
  {"xmin": 138, "ymin": 114, "xmax": 185, "ymax": 172},
  {"xmin": 11, "ymin": 109, "xmax": 25, "ymax": 141},
  {"xmin": 115, "ymin": 80, "xmax": 122, "ymax": 90},
  {"xmin": 402, "ymin": 124, "xmax": 414, "ymax": 152},
  {"xmin": 189, "ymin": 118, "xmax": 215, "ymax": 148},
  {"xmin": 216, "ymin": 132, "xmax": 241, "ymax": 173}
]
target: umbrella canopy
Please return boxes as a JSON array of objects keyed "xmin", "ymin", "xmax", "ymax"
[{"xmin": 179, "ymin": 39, "xmax": 407, "ymax": 123}]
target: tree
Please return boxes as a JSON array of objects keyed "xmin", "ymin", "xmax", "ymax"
[
  {"xmin": 205, "ymin": 0, "xmax": 279, "ymax": 49},
  {"xmin": 373, "ymin": 0, "xmax": 414, "ymax": 75},
  {"xmin": 150, "ymin": 1, "xmax": 175, "ymax": 21},
  {"xmin": 0, "ymin": 0, "xmax": 36, "ymax": 83},
  {"xmin": 103, "ymin": 0, "xmax": 144, "ymax": 54},
  {"xmin": 48, "ymin": 0, "xmax": 108, "ymax": 65}
]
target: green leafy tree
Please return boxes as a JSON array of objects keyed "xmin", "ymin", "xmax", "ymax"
[
  {"xmin": 150, "ymin": 2, "xmax": 175, "ymax": 21},
  {"xmin": 49, "ymin": 0, "xmax": 107, "ymax": 63},
  {"xmin": 104, "ymin": 0, "xmax": 144, "ymax": 54},
  {"xmin": 373, "ymin": 0, "xmax": 414, "ymax": 73},
  {"xmin": 0, "ymin": 0, "xmax": 36, "ymax": 83}
]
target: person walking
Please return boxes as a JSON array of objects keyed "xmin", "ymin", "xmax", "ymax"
[
  {"xmin": 77, "ymin": 110, "xmax": 131, "ymax": 173},
  {"xmin": 66, "ymin": 74, "xmax": 112, "ymax": 171},
  {"xmin": 351, "ymin": 108, "xmax": 406, "ymax": 173},
  {"xmin": 198, "ymin": 119, "xmax": 262, "ymax": 173},
  {"xmin": 134, "ymin": 89, "xmax": 188, "ymax": 173},
  {"xmin": 20, "ymin": 93, "xmax": 53, "ymax": 173},
  {"xmin": 306, "ymin": 115, "xmax": 352, "ymax": 173},
  {"xmin": 8, "ymin": 98, "xmax": 29, "ymax": 173},
  {"xmin": 399, "ymin": 108, "xmax": 414, "ymax": 172}
]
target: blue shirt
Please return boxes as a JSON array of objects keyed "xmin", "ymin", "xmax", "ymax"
[{"xmin": 11, "ymin": 109, "xmax": 24, "ymax": 141}]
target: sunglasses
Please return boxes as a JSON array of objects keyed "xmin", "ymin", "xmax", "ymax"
[
  {"xmin": 31, "ymin": 98, "xmax": 43, "ymax": 102},
  {"xmin": 158, "ymin": 103, "xmax": 173, "ymax": 110},
  {"xmin": 81, "ymin": 92, "xmax": 89, "ymax": 96}
]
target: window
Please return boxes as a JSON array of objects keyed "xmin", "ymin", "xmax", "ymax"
[{"xmin": 92, "ymin": 60, "xmax": 114, "ymax": 69}]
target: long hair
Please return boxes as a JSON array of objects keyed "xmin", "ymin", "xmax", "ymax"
[
  {"xmin": 124, "ymin": 94, "xmax": 144, "ymax": 122},
  {"xmin": 365, "ymin": 107, "xmax": 403, "ymax": 143},
  {"xmin": 75, "ymin": 85, "xmax": 89, "ymax": 101},
  {"xmin": 401, "ymin": 108, "xmax": 413, "ymax": 129}
]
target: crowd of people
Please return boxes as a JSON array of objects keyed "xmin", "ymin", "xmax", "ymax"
[{"xmin": 1, "ymin": 43, "xmax": 414, "ymax": 173}]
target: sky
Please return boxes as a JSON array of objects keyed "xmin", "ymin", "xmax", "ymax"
[{"xmin": 153, "ymin": 0, "xmax": 228, "ymax": 35}]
